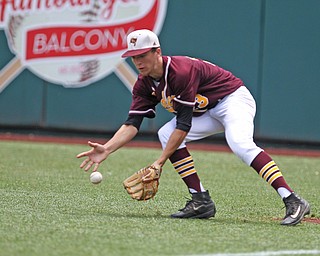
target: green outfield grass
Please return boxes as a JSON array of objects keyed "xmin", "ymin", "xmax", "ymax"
[{"xmin": 0, "ymin": 141, "xmax": 319, "ymax": 256}]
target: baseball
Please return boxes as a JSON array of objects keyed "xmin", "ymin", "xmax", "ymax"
[{"xmin": 90, "ymin": 171, "xmax": 103, "ymax": 184}]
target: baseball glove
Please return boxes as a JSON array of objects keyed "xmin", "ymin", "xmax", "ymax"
[{"xmin": 123, "ymin": 165, "xmax": 162, "ymax": 201}]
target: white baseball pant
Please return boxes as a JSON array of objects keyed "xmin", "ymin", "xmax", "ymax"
[{"xmin": 158, "ymin": 86, "xmax": 263, "ymax": 166}]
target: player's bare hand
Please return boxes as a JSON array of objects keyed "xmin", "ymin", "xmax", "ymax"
[{"xmin": 76, "ymin": 141, "xmax": 108, "ymax": 172}]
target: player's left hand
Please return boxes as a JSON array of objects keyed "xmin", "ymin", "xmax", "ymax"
[
  {"xmin": 76, "ymin": 141, "xmax": 109, "ymax": 172},
  {"xmin": 123, "ymin": 165, "xmax": 162, "ymax": 200}
]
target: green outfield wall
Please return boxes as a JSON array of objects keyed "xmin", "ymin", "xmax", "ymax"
[{"xmin": 0, "ymin": 0, "xmax": 319, "ymax": 144}]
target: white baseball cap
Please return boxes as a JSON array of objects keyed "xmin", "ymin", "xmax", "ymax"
[{"xmin": 121, "ymin": 29, "xmax": 160, "ymax": 58}]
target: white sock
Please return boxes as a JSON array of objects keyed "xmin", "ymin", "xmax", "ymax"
[
  {"xmin": 277, "ymin": 187, "xmax": 292, "ymax": 199},
  {"xmin": 189, "ymin": 183, "xmax": 206, "ymax": 194},
  {"xmin": 200, "ymin": 182, "xmax": 206, "ymax": 192},
  {"xmin": 189, "ymin": 188, "xmax": 197, "ymax": 193}
]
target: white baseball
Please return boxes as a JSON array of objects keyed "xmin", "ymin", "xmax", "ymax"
[{"xmin": 90, "ymin": 171, "xmax": 103, "ymax": 184}]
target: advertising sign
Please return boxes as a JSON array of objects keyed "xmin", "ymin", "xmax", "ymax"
[{"xmin": 0, "ymin": 0, "xmax": 167, "ymax": 92}]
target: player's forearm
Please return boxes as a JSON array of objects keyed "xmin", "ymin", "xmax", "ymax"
[
  {"xmin": 155, "ymin": 129, "xmax": 187, "ymax": 167},
  {"xmin": 103, "ymin": 124, "xmax": 138, "ymax": 154}
]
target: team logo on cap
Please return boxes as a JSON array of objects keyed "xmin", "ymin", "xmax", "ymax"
[
  {"xmin": 0, "ymin": 0, "xmax": 168, "ymax": 93},
  {"xmin": 130, "ymin": 38, "xmax": 138, "ymax": 47}
]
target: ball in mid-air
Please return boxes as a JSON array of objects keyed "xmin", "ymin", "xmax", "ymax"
[{"xmin": 90, "ymin": 171, "xmax": 103, "ymax": 184}]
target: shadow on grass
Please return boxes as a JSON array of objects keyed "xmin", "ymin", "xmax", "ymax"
[{"xmin": 99, "ymin": 211, "xmax": 279, "ymax": 226}]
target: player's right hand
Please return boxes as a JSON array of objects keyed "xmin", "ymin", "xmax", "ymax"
[{"xmin": 76, "ymin": 141, "xmax": 108, "ymax": 172}]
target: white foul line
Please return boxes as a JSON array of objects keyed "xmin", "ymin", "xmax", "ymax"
[{"xmin": 188, "ymin": 250, "xmax": 320, "ymax": 256}]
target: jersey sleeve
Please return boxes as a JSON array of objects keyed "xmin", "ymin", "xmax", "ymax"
[
  {"xmin": 124, "ymin": 115, "xmax": 144, "ymax": 130},
  {"xmin": 128, "ymin": 77, "xmax": 159, "ymax": 118},
  {"xmin": 175, "ymin": 103, "xmax": 193, "ymax": 132}
]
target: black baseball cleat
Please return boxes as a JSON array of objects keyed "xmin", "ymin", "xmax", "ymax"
[
  {"xmin": 171, "ymin": 190, "xmax": 216, "ymax": 219},
  {"xmin": 281, "ymin": 193, "xmax": 310, "ymax": 226}
]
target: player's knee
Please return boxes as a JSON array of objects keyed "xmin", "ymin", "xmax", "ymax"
[
  {"xmin": 158, "ymin": 119, "xmax": 176, "ymax": 149},
  {"xmin": 228, "ymin": 142, "xmax": 262, "ymax": 165},
  {"xmin": 158, "ymin": 126, "xmax": 170, "ymax": 149}
]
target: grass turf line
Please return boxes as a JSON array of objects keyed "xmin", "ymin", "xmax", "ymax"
[{"xmin": 0, "ymin": 141, "xmax": 319, "ymax": 256}]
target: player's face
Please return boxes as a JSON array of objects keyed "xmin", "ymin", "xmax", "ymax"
[{"xmin": 131, "ymin": 49, "xmax": 161, "ymax": 78}]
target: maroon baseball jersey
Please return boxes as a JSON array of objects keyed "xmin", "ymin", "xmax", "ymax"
[{"xmin": 128, "ymin": 56, "xmax": 244, "ymax": 118}]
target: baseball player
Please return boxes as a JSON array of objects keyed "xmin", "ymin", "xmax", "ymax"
[{"xmin": 77, "ymin": 29, "xmax": 310, "ymax": 225}]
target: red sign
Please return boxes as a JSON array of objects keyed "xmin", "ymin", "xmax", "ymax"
[
  {"xmin": 25, "ymin": 0, "xmax": 158, "ymax": 60},
  {"xmin": 0, "ymin": 0, "xmax": 167, "ymax": 90}
]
